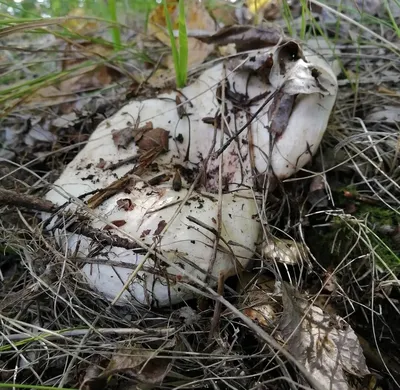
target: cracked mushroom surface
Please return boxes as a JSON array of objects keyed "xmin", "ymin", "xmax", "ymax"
[{"xmin": 44, "ymin": 42, "xmax": 338, "ymax": 307}]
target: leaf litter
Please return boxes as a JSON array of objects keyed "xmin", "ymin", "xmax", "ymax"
[{"xmin": 0, "ymin": 1, "xmax": 400, "ymax": 390}]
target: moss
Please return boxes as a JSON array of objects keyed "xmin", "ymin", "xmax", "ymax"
[
  {"xmin": 331, "ymin": 187, "xmax": 400, "ymax": 269},
  {"xmin": 357, "ymin": 203, "xmax": 400, "ymax": 227}
]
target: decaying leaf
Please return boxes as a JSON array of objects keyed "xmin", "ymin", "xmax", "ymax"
[
  {"xmin": 365, "ymin": 106, "xmax": 400, "ymax": 123},
  {"xmin": 112, "ymin": 126, "xmax": 135, "ymax": 148},
  {"xmin": 237, "ymin": 275, "xmax": 280, "ymax": 329},
  {"xmin": 60, "ymin": 41, "xmax": 119, "ymax": 94},
  {"xmin": 210, "ymin": 2, "xmax": 253, "ymax": 26},
  {"xmin": 106, "ymin": 345, "xmax": 172, "ymax": 384},
  {"xmin": 112, "ymin": 121, "xmax": 154, "ymax": 149},
  {"xmin": 154, "ymin": 220, "xmax": 167, "ymax": 236},
  {"xmin": 82, "ymin": 344, "xmax": 173, "ymax": 390},
  {"xmin": 148, "ymin": 0, "xmax": 216, "ymax": 70},
  {"xmin": 136, "ymin": 127, "xmax": 170, "ymax": 153},
  {"xmin": 196, "ymin": 24, "xmax": 284, "ymax": 52},
  {"xmin": 80, "ymin": 363, "xmax": 104, "ymax": 390},
  {"xmin": 247, "ymin": 0, "xmax": 283, "ymax": 21},
  {"xmin": 267, "ymin": 89, "xmax": 296, "ymax": 135},
  {"xmin": 52, "ymin": 112, "xmax": 78, "ymax": 128},
  {"xmin": 24, "ymin": 118, "xmax": 57, "ymax": 146},
  {"xmin": 62, "ymin": 8, "xmax": 101, "ymax": 35},
  {"xmin": 279, "ymin": 283, "xmax": 370, "ymax": 390},
  {"xmin": 24, "ymin": 85, "xmax": 77, "ymax": 108}
]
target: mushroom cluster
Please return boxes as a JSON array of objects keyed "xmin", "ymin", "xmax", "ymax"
[{"xmin": 43, "ymin": 41, "xmax": 338, "ymax": 307}]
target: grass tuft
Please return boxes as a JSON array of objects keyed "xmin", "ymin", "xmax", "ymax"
[
  {"xmin": 107, "ymin": 0, "xmax": 121, "ymax": 50},
  {"xmin": 162, "ymin": 0, "xmax": 188, "ymax": 88}
]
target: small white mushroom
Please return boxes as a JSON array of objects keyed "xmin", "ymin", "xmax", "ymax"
[{"xmin": 43, "ymin": 41, "xmax": 338, "ymax": 306}]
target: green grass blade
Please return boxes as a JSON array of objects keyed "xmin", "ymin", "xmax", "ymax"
[
  {"xmin": 0, "ymin": 384, "xmax": 77, "ymax": 390},
  {"xmin": 282, "ymin": 0, "xmax": 294, "ymax": 37},
  {"xmin": 178, "ymin": 0, "xmax": 188, "ymax": 87},
  {"xmin": 163, "ymin": 0, "xmax": 181, "ymax": 88},
  {"xmin": 384, "ymin": 0, "xmax": 400, "ymax": 37},
  {"xmin": 108, "ymin": 0, "xmax": 121, "ymax": 49}
]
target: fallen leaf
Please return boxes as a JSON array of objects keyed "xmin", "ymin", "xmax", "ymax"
[
  {"xmin": 136, "ymin": 127, "xmax": 169, "ymax": 153},
  {"xmin": 80, "ymin": 363, "xmax": 104, "ymax": 390},
  {"xmin": 24, "ymin": 120, "xmax": 57, "ymax": 146},
  {"xmin": 140, "ymin": 229, "xmax": 151, "ymax": 238},
  {"xmin": 148, "ymin": 0, "xmax": 216, "ymax": 70},
  {"xmin": 210, "ymin": 3, "xmax": 250, "ymax": 26},
  {"xmin": 102, "ymin": 344, "xmax": 173, "ymax": 386},
  {"xmin": 238, "ymin": 275, "xmax": 279, "ymax": 329},
  {"xmin": 279, "ymin": 283, "xmax": 370, "ymax": 390},
  {"xmin": 52, "ymin": 112, "xmax": 78, "ymax": 128},
  {"xmin": 247, "ymin": 0, "xmax": 273, "ymax": 14},
  {"xmin": 196, "ymin": 24, "xmax": 284, "ymax": 52},
  {"xmin": 24, "ymin": 85, "xmax": 76, "ymax": 108},
  {"xmin": 62, "ymin": 8, "xmax": 101, "ymax": 35},
  {"xmin": 59, "ymin": 41, "xmax": 119, "ymax": 94},
  {"xmin": 112, "ymin": 126, "xmax": 134, "ymax": 149},
  {"xmin": 112, "ymin": 122, "xmax": 153, "ymax": 149},
  {"xmin": 365, "ymin": 106, "xmax": 400, "ymax": 123},
  {"xmin": 249, "ymin": 0, "xmax": 283, "ymax": 21},
  {"xmin": 154, "ymin": 220, "xmax": 167, "ymax": 236},
  {"xmin": 267, "ymin": 89, "xmax": 296, "ymax": 135}
]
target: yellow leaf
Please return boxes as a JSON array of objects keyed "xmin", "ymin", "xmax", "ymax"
[
  {"xmin": 247, "ymin": 0, "xmax": 282, "ymax": 21},
  {"xmin": 63, "ymin": 8, "xmax": 100, "ymax": 35},
  {"xmin": 247, "ymin": 0, "xmax": 273, "ymax": 14},
  {"xmin": 148, "ymin": 0, "xmax": 216, "ymax": 69}
]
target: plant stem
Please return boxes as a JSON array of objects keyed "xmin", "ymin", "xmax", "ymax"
[{"xmin": 108, "ymin": 0, "xmax": 121, "ymax": 50}]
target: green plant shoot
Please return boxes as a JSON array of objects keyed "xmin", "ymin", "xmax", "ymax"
[{"xmin": 163, "ymin": 0, "xmax": 188, "ymax": 88}]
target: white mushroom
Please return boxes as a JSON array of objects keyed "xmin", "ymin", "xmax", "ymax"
[{"xmin": 43, "ymin": 42, "xmax": 338, "ymax": 307}]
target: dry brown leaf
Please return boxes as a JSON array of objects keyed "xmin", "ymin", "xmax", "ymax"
[
  {"xmin": 210, "ymin": 2, "xmax": 254, "ymax": 25},
  {"xmin": 196, "ymin": 24, "xmax": 284, "ymax": 52},
  {"xmin": 365, "ymin": 106, "xmax": 400, "ymax": 123},
  {"xmin": 104, "ymin": 346, "xmax": 172, "ymax": 385},
  {"xmin": 267, "ymin": 90, "xmax": 296, "ymax": 135},
  {"xmin": 280, "ymin": 283, "xmax": 370, "ymax": 390},
  {"xmin": 239, "ymin": 275, "xmax": 279, "ymax": 329},
  {"xmin": 24, "ymin": 85, "xmax": 76, "ymax": 108},
  {"xmin": 62, "ymin": 8, "xmax": 101, "ymax": 35},
  {"xmin": 112, "ymin": 122, "xmax": 154, "ymax": 149},
  {"xmin": 136, "ymin": 127, "xmax": 169, "ymax": 153},
  {"xmin": 247, "ymin": 0, "xmax": 283, "ymax": 21},
  {"xmin": 59, "ymin": 42, "xmax": 119, "ymax": 94},
  {"xmin": 209, "ymin": 4, "xmax": 242, "ymax": 26},
  {"xmin": 148, "ymin": 0, "xmax": 216, "ymax": 70},
  {"xmin": 145, "ymin": 68, "xmax": 177, "ymax": 90}
]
